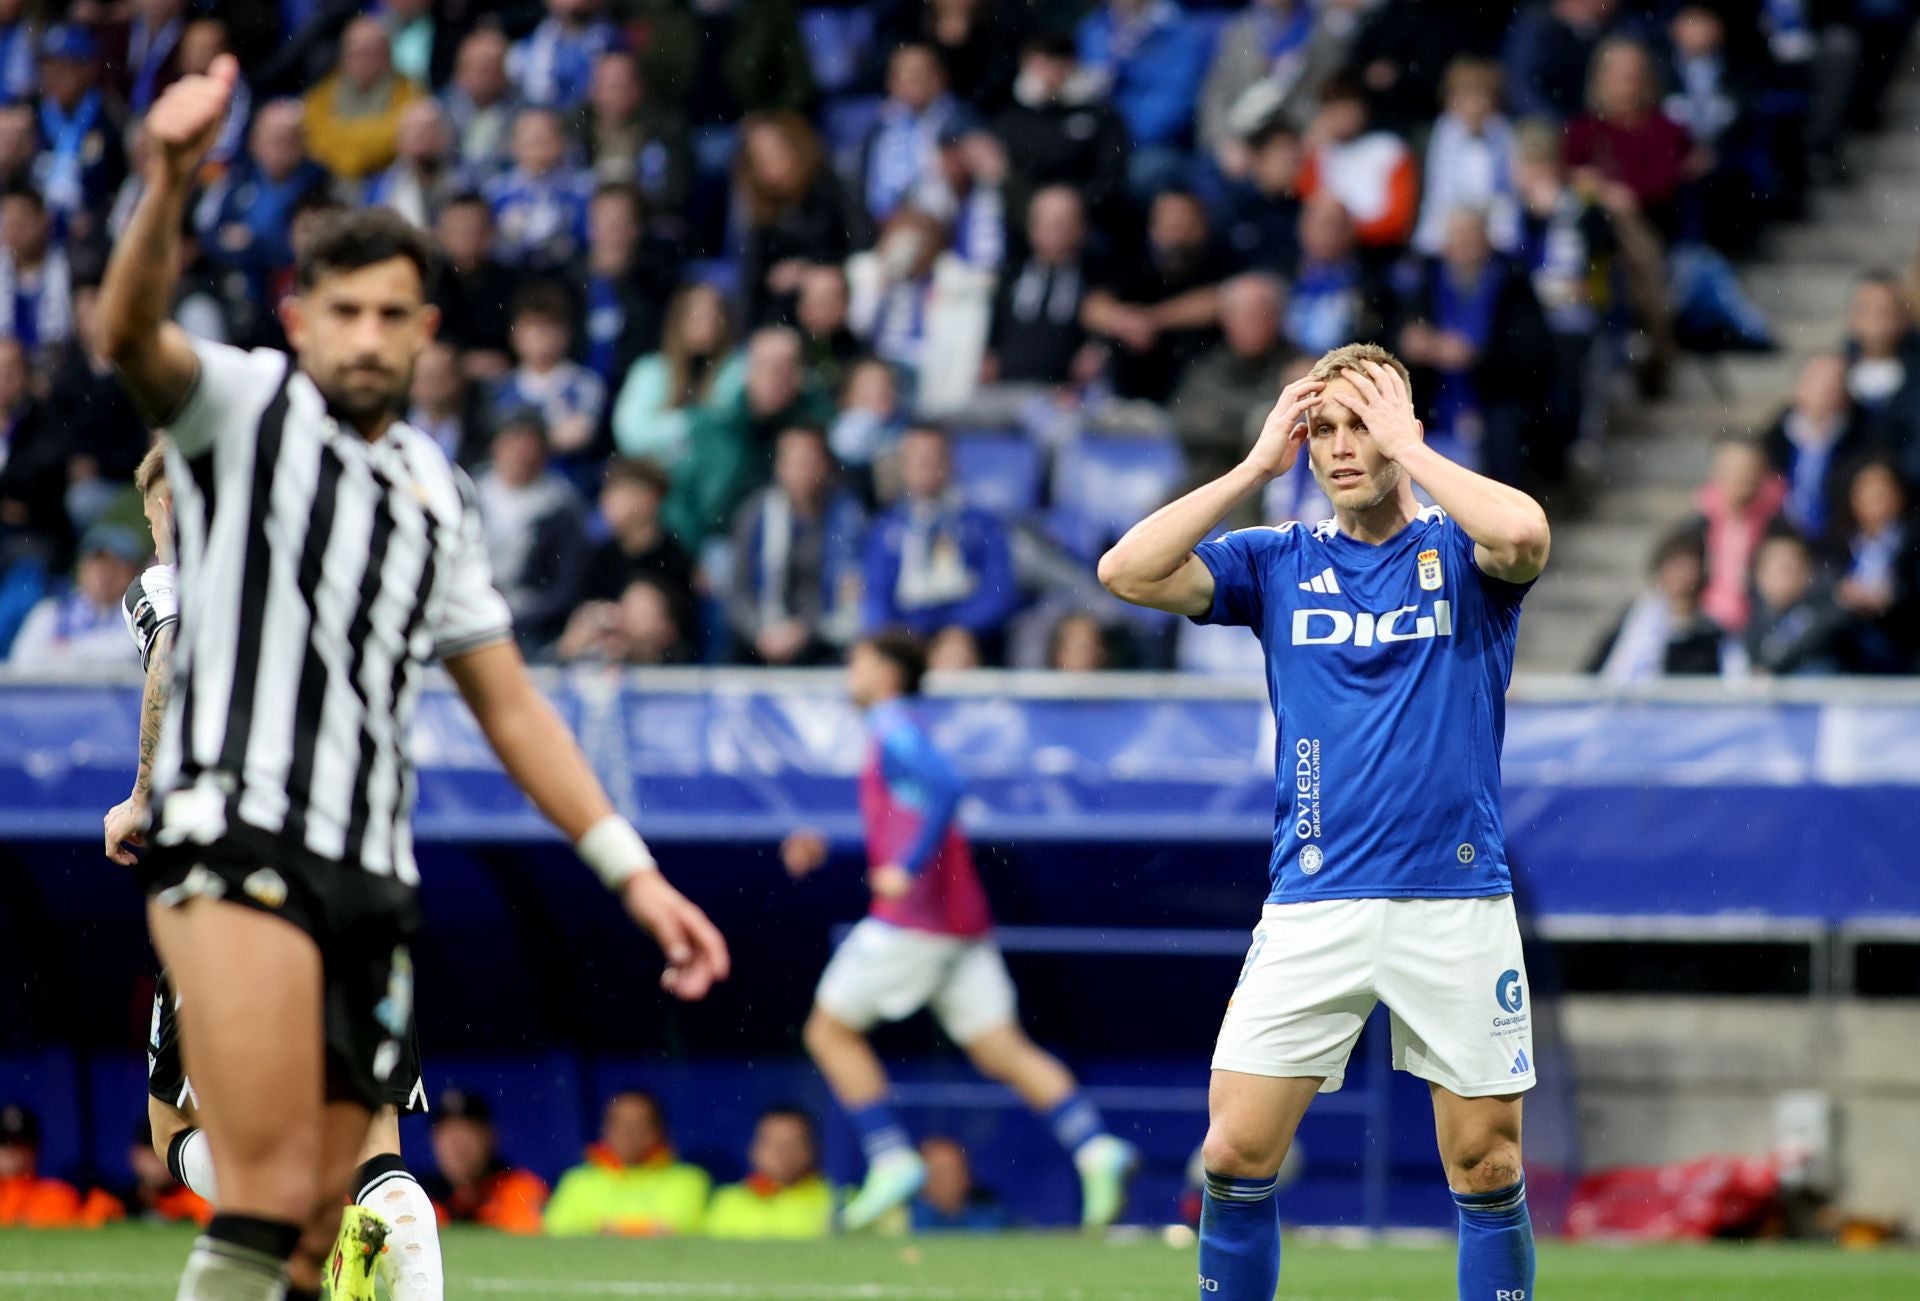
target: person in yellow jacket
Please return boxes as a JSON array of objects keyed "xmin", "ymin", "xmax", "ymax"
[
  {"xmin": 303, "ymin": 16, "xmax": 422, "ymax": 181},
  {"xmin": 704, "ymin": 1107, "xmax": 835, "ymax": 1240},
  {"xmin": 544, "ymin": 1091, "xmax": 711, "ymax": 1236}
]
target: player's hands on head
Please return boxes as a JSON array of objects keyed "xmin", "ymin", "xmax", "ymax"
[
  {"xmin": 868, "ymin": 863, "xmax": 912, "ymax": 900},
  {"xmin": 1244, "ymin": 374, "xmax": 1325, "ymax": 480},
  {"xmin": 781, "ymin": 829, "xmax": 829, "ymax": 878},
  {"xmin": 145, "ymin": 53, "xmax": 239, "ymax": 186},
  {"xmin": 103, "ymin": 795, "xmax": 150, "ymax": 866},
  {"xmin": 1339, "ymin": 360, "xmax": 1424, "ymax": 461},
  {"xmin": 622, "ymin": 869, "xmax": 731, "ymax": 1001}
]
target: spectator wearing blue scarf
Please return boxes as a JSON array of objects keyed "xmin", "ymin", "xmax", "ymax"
[
  {"xmin": 860, "ymin": 43, "xmax": 962, "ymax": 226},
  {"xmin": 98, "ymin": 0, "xmax": 188, "ymax": 116},
  {"xmin": 33, "ymin": 27, "xmax": 126, "ymax": 243},
  {"xmin": 1284, "ymin": 195, "xmax": 1381, "ymax": 357},
  {"xmin": 862, "ymin": 427, "xmax": 1016, "ymax": 650},
  {"xmin": 1394, "ymin": 207, "xmax": 1551, "ymax": 487},
  {"xmin": 1077, "ymin": 0, "xmax": 1212, "ymax": 195},
  {"xmin": 194, "ymin": 100, "xmax": 332, "ymax": 308},
  {"xmin": 728, "ymin": 426, "xmax": 867, "ymax": 666},
  {"xmin": 509, "ymin": 0, "xmax": 618, "ymax": 111}
]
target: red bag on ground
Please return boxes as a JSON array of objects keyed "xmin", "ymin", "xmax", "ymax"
[{"xmin": 1565, "ymin": 1156, "xmax": 1781, "ymax": 1241}]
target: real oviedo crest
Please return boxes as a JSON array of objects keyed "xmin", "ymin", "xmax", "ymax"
[{"xmin": 1417, "ymin": 548, "xmax": 1443, "ymax": 591}]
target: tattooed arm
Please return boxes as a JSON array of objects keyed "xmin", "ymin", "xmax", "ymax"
[{"xmin": 105, "ymin": 624, "xmax": 173, "ymax": 865}]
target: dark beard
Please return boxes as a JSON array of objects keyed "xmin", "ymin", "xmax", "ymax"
[{"xmin": 315, "ymin": 375, "xmax": 409, "ymax": 436}]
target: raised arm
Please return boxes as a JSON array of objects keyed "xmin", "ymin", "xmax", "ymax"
[
  {"xmin": 1338, "ymin": 360, "xmax": 1550, "ymax": 584},
  {"xmin": 1098, "ymin": 375, "xmax": 1323, "ymax": 615},
  {"xmin": 99, "ymin": 56, "xmax": 241, "ymax": 422},
  {"xmin": 444, "ymin": 640, "xmax": 730, "ymax": 999}
]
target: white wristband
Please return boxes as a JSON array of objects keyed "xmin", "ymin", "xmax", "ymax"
[{"xmin": 576, "ymin": 816, "xmax": 658, "ymax": 889}]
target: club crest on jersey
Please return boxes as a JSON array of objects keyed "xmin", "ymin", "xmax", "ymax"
[
  {"xmin": 1417, "ymin": 548, "xmax": 1443, "ymax": 591},
  {"xmin": 243, "ymin": 868, "xmax": 289, "ymax": 909}
]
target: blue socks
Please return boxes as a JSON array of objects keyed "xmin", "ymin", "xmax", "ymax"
[
  {"xmin": 1044, "ymin": 1092, "xmax": 1109, "ymax": 1155},
  {"xmin": 1454, "ymin": 1176, "xmax": 1535, "ymax": 1301},
  {"xmin": 846, "ymin": 1099, "xmax": 912, "ymax": 1166},
  {"xmin": 1197, "ymin": 1170, "xmax": 1280, "ymax": 1300}
]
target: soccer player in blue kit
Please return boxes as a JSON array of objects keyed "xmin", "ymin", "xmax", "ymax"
[{"xmin": 1100, "ymin": 343, "xmax": 1549, "ymax": 1301}]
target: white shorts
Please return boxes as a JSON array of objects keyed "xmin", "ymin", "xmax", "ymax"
[
  {"xmin": 1212, "ymin": 895, "xmax": 1537, "ymax": 1098},
  {"xmin": 814, "ymin": 918, "xmax": 1018, "ymax": 1047}
]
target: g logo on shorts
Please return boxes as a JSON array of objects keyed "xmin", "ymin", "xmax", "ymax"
[{"xmin": 1496, "ymin": 968, "xmax": 1524, "ymax": 1014}]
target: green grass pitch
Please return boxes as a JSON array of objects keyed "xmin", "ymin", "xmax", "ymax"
[{"xmin": 2, "ymin": 1226, "xmax": 1916, "ymax": 1299}]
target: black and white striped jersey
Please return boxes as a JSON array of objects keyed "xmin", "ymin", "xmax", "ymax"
[
  {"xmin": 121, "ymin": 563, "xmax": 179, "ymax": 671},
  {"xmin": 152, "ymin": 337, "xmax": 514, "ymax": 886}
]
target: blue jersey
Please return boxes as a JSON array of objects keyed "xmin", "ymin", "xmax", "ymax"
[{"xmin": 1191, "ymin": 507, "xmax": 1530, "ymax": 904}]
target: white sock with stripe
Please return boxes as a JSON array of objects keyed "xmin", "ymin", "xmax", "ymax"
[
  {"xmin": 355, "ymin": 1155, "xmax": 444, "ymax": 1301},
  {"xmin": 167, "ymin": 1127, "xmax": 220, "ymax": 1202}
]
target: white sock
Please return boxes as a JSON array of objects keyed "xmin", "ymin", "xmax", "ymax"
[
  {"xmin": 175, "ymin": 1237, "xmax": 286, "ymax": 1301},
  {"xmin": 168, "ymin": 1128, "xmax": 220, "ymax": 1202},
  {"xmin": 357, "ymin": 1163, "xmax": 444, "ymax": 1301}
]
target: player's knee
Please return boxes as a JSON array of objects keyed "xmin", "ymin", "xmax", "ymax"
[
  {"xmin": 214, "ymin": 1119, "xmax": 324, "ymax": 1213},
  {"xmin": 961, "ymin": 1027, "xmax": 1023, "ymax": 1079},
  {"xmin": 1201, "ymin": 1124, "xmax": 1287, "ymax": 1180},
  {"xmin": 1446, "ymin": 1138, "xmax": 1523, "ymax": 1194},
  {"xmin": 803, "ymin": 1006, "xmax": 856, "ymax": 1056}
]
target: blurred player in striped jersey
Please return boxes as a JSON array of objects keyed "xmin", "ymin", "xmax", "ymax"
[
  {"xmin": 104, "ymin": 442, "xmax": 447, "ymax": 1301},
  {"xmin": 782, "ymin": 632, "xmax": 1137, "ymax": 1231},
  {"xmin": 100, "ymin": 56, "xmax": 726, "ymax": 1301}
]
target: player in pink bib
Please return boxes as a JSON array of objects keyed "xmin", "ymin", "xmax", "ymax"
[{"xmin": 783, "ymin": 632, "xmax": 1136, "ymax": 1231}]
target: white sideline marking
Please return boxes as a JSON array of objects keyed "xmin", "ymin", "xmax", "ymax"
[{"xmin": 0, "ymin": 1272, "xmax": 1392, "ymax": 1301}]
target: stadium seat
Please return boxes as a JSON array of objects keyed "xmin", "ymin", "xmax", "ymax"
[
  {"xmin": 1186, "ymin": 9, "xmax": 1235, "ymax": 60},
  {"xmin": 682, "ymin": 257, "xmax": 743, "ymax": 303},
  {"xmin": 1048, "ymin": 433, "xmax": 1186, "ymax": 560},
  {"xmin": 799, "ymin": 8, "xmax": 876, "ymax": 95},
  {"xmin": 0, "ymin": 557, "xmax": 48, "ymax": 659},
  {"xmin": 821, "ymin": 95, "xmax": 886, "ymax": 182},
  {"xmin": 949, "ymin": 431, "xmax": 1047, "ymax": 519},
  {"xmin": 88, "ymin": 1055, "xmax": 153, "ymax": 1188}
]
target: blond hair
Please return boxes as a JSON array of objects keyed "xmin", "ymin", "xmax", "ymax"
[
  {"xmin": 1441, "ymin": 56, "xmax": 1502, "ymax": 106},
  {"xmin": 1308, "ymin": 342, "xmax": 1412, "ymax": 391},
  {"xmin": 135, "ymin": 442, "xmax": 169, "ymax": 498}
]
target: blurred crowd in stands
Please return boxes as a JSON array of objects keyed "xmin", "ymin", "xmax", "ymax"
[
  {"xmin": 0, "ymin": 0, "xmax": 1910, "ymax": 674},
  {"xmin": 0, "ymin": 1088, "xmax": 1010, "ymax": 1237},
  {"xmin": 1590, "ymin": 274, "xmax": 1920, "ymax": 679}
]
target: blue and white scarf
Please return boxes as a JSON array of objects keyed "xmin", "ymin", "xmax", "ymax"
[
  {"xmin": 0, "ymin": 247, "xmax": 73, "ymax": 353},
  {"xmin": 38, "ymin": 89, "xmax": 104, "ymax": 219},
  {"xmin": 509, "ymin": 17, "xmax": 616, "ymax": 109}
]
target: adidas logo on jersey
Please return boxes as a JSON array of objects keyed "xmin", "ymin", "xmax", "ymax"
[
  {"xmin": 1292, "ymin": 602, "xmax": 1454, "ymax": 647},
  {"xmin": 1298, "ymin": 567, "xmax": 1341, "ymax": 594}
]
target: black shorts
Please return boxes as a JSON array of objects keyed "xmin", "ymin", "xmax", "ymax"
[
  {"xmin": 143, "ymin": 843, "xmax": 427, "ymax": 1114},
  {"xmin": 147, "ymin": 971, "xmax": 427, "ymax": 1116}
]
